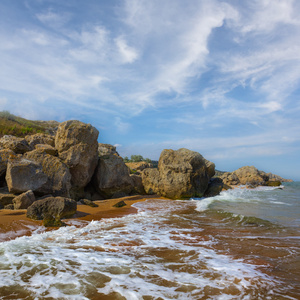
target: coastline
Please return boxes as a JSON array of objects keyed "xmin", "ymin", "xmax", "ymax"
[{"xmin": 0, "ymin": 195, "xmax": 169, "ymax": 242}]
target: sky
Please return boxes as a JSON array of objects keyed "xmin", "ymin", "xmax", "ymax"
[{"xmin": 0, "ymin": 0, "xmax": 300, "ymax": 180}]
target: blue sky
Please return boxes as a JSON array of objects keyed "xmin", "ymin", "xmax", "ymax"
[{"xmin": 0, "ymin": 0, "xmax": 300, "ymax": 180}]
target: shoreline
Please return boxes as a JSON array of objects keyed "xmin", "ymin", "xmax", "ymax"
[{"xmin": 0, "ymin": 195, "xmax": 169, "ymax": 243}]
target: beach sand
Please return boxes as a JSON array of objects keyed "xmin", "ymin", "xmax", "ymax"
[{"xmin": 0, "ymin": 195, "xmax": 168, "ymax": 242}]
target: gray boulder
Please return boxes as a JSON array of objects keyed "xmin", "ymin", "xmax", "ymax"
[
  {"xmin": 13, "ymin": 190, "xmax": 36, "ymax": 209},
  {"xmin": 27, "ymin": 196, "xmax": 77, "ymax": 220},
  {"xmin": 142, "ymin": 148, "xmax": 214, "ymax": 199},
  {"xmin": 55, "ymin": 120, "xmax": 99, "ymax": 198},
  {"xmin": 93, "ymin": 154, "xmax": 133, "ymax": 198},
  {"xmin": 204, "ymin": 177, "xmax": 224, "ymax": 197}
]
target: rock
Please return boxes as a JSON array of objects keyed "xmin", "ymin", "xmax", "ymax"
[
  {"xmin": 142, "ymin": 148, "xmax": 214, "ymax": 199},
  {"xmin": 0, "ymin": 203, "xmax": 3, "ymax": 209},
  {"xmin": 34, "ymin": 144, "xmax": 58, "ymax": 156},
  {"xmin": 25, "ymin": 133, "xmax": 55, "ymax": 148},
  {"xmin": 113, "ymin": 200, "xmax": 126, "ymax": 208},
  {"xmin": 0, "ymin": 149, "xmax": 15, "ymax": 177},
  {"xmin": 266, "ymin": 173, "xmax": 293, "ymax": 182},
  {"xmin": 55, "ymin": 120, "xmax": 99, "ymax": 197},
  {"xmin": 126, "ymin": 161, "xmax": 150, "ymax": 173},
  {"xmin": 130, "ymin": 174, "xmax": 146, "ymax": 195},
  {"xmin": 4, "ymin": 204, "xmax": 14, "ymax": 210},
  {"xmin": 233, "ymin": 166, "xmax": 269, "ymax": 186},
  {"xmin": 0, "ymin": 135, "xmax": 32, "ymax": 154},
  {"xmin": 6, "ymin": 157, "xmax": 49, "ymax": 194},
  {"xmin": 13, "ymin": 190, "xmax": 36, "ymax": 209},
  {"xmin": 204, "ymin": 177, "xmax": 224, "ymax": 197},
  {"xmin": 93, "ymin": 154, "xmax": 133, "ymax": 198},
  {"xmin": 24, "ymin": 150, "xmax": 71, "ymax": 197},
  {"xmin": 79, "ymin": 199, "xmax": 99, "ymax": 207},
  {"xmin": 42, "ymin": 215, "xmax": 67, "ymax": 227},
  {"xmin": 219, "ymin": 172, "xmax": 240, "ymax": 186},
  {"xmin": 26, "ymin": 196, "xmax": 77, "ymax": 220},
  {"xmin": 98, "ymin": 143, "xmax": 119, "ymax": 156},
  {"xmin": 0, "ymin": 192, "xmax": 15, "ymax": 206},
  {"xmin": 204, "ymin": 159, "xmax": 215, "ymax": 178},
  {"xmin": 264, "ymin": 180, "xmax": 281, "ymax": 187}
]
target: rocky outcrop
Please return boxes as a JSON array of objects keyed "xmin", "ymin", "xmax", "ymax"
[
  {"xmin": 266, "ymin": 172, "xmax": 292, "ymax": 182},
  {"xmin": 0, "ymin": 135, "xmax": 32, "ymax": 154},
  {"xmin": 142, "ymin": 148, "xmax": 214, "ymax": 199},
  {"xmin": 219, "ymin": 172, "xmax": 240, "ymax": 186},
  {"xmin": 13, "ymin": 190, "xmax": 36, "ymax": 209},
  {"xmin": 98, "ymin": 143, "xmax": 119, "ymax": 156},
  {"xmin": 93, "ymin": 154, "xmax": 133, "ymax": 198},
  {"xmin": 55, "ymin": 120, "xmax": 99, "ymax": 198},
  {"xmin": 26, "ymin": 196, "xmax": 77, "ymax": 220}
]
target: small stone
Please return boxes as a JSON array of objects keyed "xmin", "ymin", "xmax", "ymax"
[{"xmin": 113, "ymin": 200, "xmax": 126, "ymax": 208}]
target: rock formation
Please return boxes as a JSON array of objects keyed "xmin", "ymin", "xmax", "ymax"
[
  {"xmin": 13, "ymin": 190, "xmax": 36, "ymax": 209},
  {"xmin": 93, "ymin": 154, "xmax": 134, "ymax": 198},
  {"xmin": 55, "ymin": 120, "xmax": 99, "ymax": 198},
  {"xmin": 142, "ymin": 148, "xmax": 214, "ymax": 199}
]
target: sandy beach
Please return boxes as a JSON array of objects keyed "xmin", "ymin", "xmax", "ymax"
[{"xmin": 0, "ymin": 195, "xmax": 169, "ymax": 242}]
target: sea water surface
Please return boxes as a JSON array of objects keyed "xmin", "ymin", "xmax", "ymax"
[{"xmin": 0, "ymin": 182, "xmax": 299, "ymax": 299}]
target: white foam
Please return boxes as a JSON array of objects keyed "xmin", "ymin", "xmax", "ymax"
[{"xmin": 0, "ymin": 199, "xmax": 277, "ymax": 299}]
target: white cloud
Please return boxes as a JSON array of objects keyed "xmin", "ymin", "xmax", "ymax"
[{"xmin": 115, "ymin": 36, "xmax": 139, "ymax": 64}]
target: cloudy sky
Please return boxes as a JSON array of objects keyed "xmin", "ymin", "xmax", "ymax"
[{"xmin": 0, "ymin": 0, "xmax": 300, "ymax": 180}]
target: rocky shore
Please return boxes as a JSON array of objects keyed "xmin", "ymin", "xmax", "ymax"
[{"xmin": 0, "ymin": 118, "xmax": 291, "ymax": 228}]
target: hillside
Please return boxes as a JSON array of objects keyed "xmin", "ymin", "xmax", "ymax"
[{"xmin": 0, "ymin": 111, "xmax": 59, "ymax": 137}]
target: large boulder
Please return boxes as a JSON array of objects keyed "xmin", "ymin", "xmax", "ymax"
[
  {"xmin": 219, "ymin": 172, "xmax": 240, "ymax": 186},
  {"xmin": 13, "ymin": 190, "xmax": 36, "ymax": 209},
  {"xmin": 93, "ymin": 154, "xmax": 133, "ymax": 198},
  {"xmin": 0, "ymin": 135, "xmax": 32, "ymax": 154},
  {"xmin": 6, "ymin": 150, "xmax": 71, "ymax": 197},
  {"xmin": 55, "ymin": 120, "xmax": 99, "ymax": 197},
  {"xmin": 24, "ymin": 150, "xmax": 71, "ymax": 197},
  {"xmin": 232, "ymin": 166, "xmax": 269, "ymax": 186},
  {"xmin": 25, "ymin": 133, "xmax": 55, "ymax": 148},
  {"xmin": 204, "ymin": 177, "xmax": 224, "ymax": 197},
  {"xmin": 26, "ymin": 196, "xmax": 77, "ymax": 220},
  {"xmin": 142, "ymin": 148, "xmax": 214, "ymax": 199},
  {"xmin": 6, "ymin": 157, "xmax": 48, "ymax": 194}
]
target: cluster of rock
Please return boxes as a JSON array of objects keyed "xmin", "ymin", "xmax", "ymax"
[
  {"xmin": 218, "ymin": 166, "xmax": 285, "ymax": 187},
  {"xmin": 0, "ymin": 120, "xmax": 221, "ymax": 225},
  {"xmin": 0, "ymin": 118, "xmax": 289, "ymax": 226}
]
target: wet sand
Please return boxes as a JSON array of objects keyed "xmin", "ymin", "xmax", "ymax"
[{"xmin": 0, "ymin": 195, "xmax": 169, "ymax": 242}]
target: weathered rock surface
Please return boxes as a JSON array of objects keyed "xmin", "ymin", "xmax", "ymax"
[
  {"xmin": 13, "ymin": 190, "xmax": 36, "ymax": 209},
  {"xmin": 266, "ymin": 173, "xmax": 292, "ymax": 182},
  {"xmin": 24, "ymin": 150, "xmax": 71, "ymax": 197},
  {"xmin": 142, "ymin": 148, "xmax": 214, "ymax": 199},
  {"xmin": 55, "ymin": 120, "xmax": 99, "ymax": 197},
  {"xmin": 34, "ymin": 144, "xmax": 58, "ymax": 156},
  {"xmin": 6, "ymin": 157, "xmax": 49, "ymax": 194},
  {"xmin": 130, "ymin": 174, "xmax": 146, "ymax": 195},
  {"xmin": 93, "ymin": 154, "xmax": 133, "ymax": 198},
  {"xmin": 25, "ymin": 133, "xmax": 55, "ymax": 148},
  {"xmin": 0, "ymin": 149, "xmax": 15, "ymax": 177},
  {"xmin": 219, "ymin": 172, "xmax": 240, "ymax": 186},
  {"xmin": 98, "ymin": 143, "xmax": 119, "ymax": 156},
  {"xmin": 26, "ymin": 196, "xmax": 77, "ymax": 220},
  {"xmin": 0, "ymin": 135, "xmax": 32, "ymax": 154}
]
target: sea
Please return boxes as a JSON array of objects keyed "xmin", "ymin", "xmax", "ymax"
[{"xmin": 0, "ymin": 182, "xmax": 299, "ymax": 300}]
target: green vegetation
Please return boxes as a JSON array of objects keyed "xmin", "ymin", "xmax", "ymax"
[
  {"xmin": 0, "ymin": 111, "xmax": 57, "ymax": 137},
  {"xmin": 123, "ymin": 155, "xmax": 152, "ymax": 163}
]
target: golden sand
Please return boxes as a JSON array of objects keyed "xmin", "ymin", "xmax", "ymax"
[{"xmin": 0, "ymin": 195, "xmax": 168, "ymax": 242}]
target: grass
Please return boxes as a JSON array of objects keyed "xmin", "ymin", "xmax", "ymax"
[{"xmin": 0, "ymin": 111, "xmax": 58, "ymax": 138}]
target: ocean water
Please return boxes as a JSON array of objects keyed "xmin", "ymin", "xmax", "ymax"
[{"xmin": 0, "ymin": 182, "xmax": 299, "ymax": 299}]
